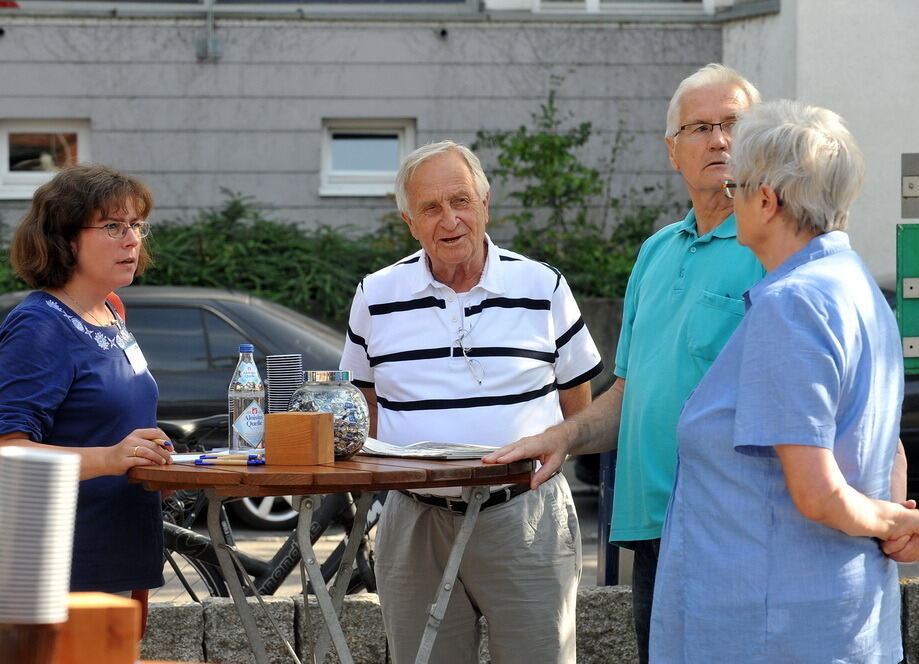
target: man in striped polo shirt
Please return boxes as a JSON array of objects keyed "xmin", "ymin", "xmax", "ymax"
[
  {"xmin": 340, "ymin": 140, "xmax": 603, "ymax": 663},
  {"xmin": 484, "ymin": 64, "xmax": 766, "ymax": 663}
]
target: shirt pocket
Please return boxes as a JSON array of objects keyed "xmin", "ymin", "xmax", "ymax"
[{"xmin": 686, "ymin": 291, "xmax": 746, "ymax": 363}]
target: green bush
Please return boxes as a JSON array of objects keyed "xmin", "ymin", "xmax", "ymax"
[
  {"xmin": 0, "ymin": 195, "xmax": 412, "ymax": 327},
  {"xmin": 138, "ymin": 192, "xmax": 411, "ymax": 326},
  {"xmin": 473, "ymin": 90, "xmax": 681, "ymax": 299},
  {"xmin": 0, "ymin": 218, "xmax": 25, "ymax": 293}
]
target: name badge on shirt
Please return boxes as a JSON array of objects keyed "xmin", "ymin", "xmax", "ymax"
[{"xmin": 118, "ymin": 328, "xmax": 148, "ymax": 374}]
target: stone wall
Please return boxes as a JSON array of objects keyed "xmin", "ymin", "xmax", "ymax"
[
  {"xmin": 141, "ymin": 586, "xmax": 637, "ymax": 664},
  {"xmin": 141, "ymin": 582, "xmax": 919, "ymax": 663}
]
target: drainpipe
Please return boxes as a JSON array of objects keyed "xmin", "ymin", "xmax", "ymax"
[{"xmin": 196, "ymin": 0, "xmax": 222, "ymax": 61}]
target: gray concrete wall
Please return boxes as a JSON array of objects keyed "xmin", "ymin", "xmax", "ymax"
[
  {"xmin": 724, "ymin": 0, "xmax": 919, "ymax": 280},
  {"xmin": 0, "ymin": 15, "xmax": 718, "ymax": 230},
  {"xmin": 141, "ymin": 587, "xmax": 639, "ymax": 664},
  {"xmin": 141, "ymin": 583, "xmax": 919, "ymax": 663}
]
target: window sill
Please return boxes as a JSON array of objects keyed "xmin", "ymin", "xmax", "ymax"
[{"xmin": 318, "ymin": 184, "xmax": 395, "ymax": 198}]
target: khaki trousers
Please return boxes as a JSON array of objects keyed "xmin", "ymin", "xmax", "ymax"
[{"xmin": 374, "ymin": 473, "xmax": 581, "ymax": 664}]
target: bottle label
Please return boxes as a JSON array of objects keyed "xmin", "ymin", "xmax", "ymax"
[
  {"xmin": 233, "ymin": 399, "xmax": 265, "ymax": 447},
  {"xmin": 237, "ymin": 362, "xmax": 261, "ymax": 385}
]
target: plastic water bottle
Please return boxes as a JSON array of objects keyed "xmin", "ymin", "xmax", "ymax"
[{"xmin": 228, "ymin": 343, "xmax": 265, "ymax": 453}]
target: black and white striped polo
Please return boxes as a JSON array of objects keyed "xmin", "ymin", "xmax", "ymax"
[{"xmin": 340, "ymin": 236, "xmax": 604, "ymax": 449}]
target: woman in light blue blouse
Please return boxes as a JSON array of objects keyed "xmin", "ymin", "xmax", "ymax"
[{"xmin": 650, "ymin": 100, "xmax": 916, "ymax": 663}]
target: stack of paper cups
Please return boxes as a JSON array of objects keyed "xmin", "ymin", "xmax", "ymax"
[
  {"xmin": 266, "ymin": 354, "xmax": 304, "ymax": 414},
  {"xmin": 0, "ymin": 446, "xmax": 80, "ymax": 663}
]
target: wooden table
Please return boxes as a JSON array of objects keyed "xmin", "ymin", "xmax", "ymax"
[{"xmin": 130, "ymin": 456, "xmax": 532, "ymax": 664}]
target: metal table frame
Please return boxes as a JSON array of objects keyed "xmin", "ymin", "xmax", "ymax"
[{"xmin": 131, "ymin": 457, "xmax": 532, "ymax": 664}]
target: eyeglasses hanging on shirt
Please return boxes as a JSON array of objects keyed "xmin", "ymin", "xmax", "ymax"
[{"xmin": 454, "ymin": 327, "xmax": 485, "ymax": 385}]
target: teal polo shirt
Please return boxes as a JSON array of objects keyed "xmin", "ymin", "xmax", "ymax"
[{"xmin": 610, "ymin": 209, "xmax": 765, "ymax": 545}]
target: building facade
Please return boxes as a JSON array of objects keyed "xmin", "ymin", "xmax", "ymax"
[{"xmin": 0, "ymin": 0, "xmax": 775, "ymax": 235}]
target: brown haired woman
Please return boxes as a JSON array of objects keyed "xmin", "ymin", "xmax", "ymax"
[{"xmin": 0, "ymin": 164, "xmax": 172, "ymax": 629}]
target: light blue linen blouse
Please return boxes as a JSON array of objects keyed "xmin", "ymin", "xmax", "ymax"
[{"xmin": 650, "ymin": 231, "xmax": 904, "ymax": 663}]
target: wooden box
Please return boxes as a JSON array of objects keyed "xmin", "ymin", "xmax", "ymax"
[
  {"xmin": 265, "ymin": 412, "xmax": 333, "ymax": 465},
  {"xmin": 56, "ymin": 592, "xmax": 139, "ymax": 664}
]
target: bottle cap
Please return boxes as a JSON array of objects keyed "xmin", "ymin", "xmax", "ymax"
[
  {"xmin": 303, "ymin": 370, "xmax": 351, "ymax": 383},
  {"xmin": 238, "ymin": 343, "xmax": 254, "ymax": 353}
]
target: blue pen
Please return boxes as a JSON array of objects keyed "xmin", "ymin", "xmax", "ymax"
[
  {"xmin": 154, "ymin": 438, "xmax": 173, "ymax": 447},
  {"xmin": 198, "ymin": 454, "xmax": 261, "ymax": 459},
  {"xmin": 195, "ymin": 459, "xmax": 266, "ymax": 466}
]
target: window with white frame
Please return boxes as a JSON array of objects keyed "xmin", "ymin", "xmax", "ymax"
[
  {"xmin": 320, "ymin": 119, "xmax": 415, "ymax": 197},
  {"xmin": 0, "ymin": 120, "xmax": 91, "ymax": 200}
]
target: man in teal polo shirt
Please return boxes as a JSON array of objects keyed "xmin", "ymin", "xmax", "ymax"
[{"xmin": 484, "ymin": 63, "xmax": 764, "ymax": 663}]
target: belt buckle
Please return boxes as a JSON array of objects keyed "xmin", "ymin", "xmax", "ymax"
[{"xmin": 444, "ymin": 496, "xmax": 466, "ymax": 513}]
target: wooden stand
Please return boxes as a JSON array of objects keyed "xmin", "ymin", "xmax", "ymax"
[
  {"xmin": 264, "ymin": 412, "xmax": 333, "ymax": 465},
  {"xmin": 0, "ymin": 622, "xmax": 63, "ymax": 664},
  {"xmin": 56, "ymin": 593, "xmax": 139, "ymax": 664}
]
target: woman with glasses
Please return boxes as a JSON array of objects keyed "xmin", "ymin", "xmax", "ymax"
[
  {"xmin": 649, "ymin": 100, "xmax": 915, "ymax": 663},
  {"xmin": 0, "ymin": 164, "xmax": 171, "ymax": 629}
]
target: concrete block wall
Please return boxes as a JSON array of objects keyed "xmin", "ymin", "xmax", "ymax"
[
  {"xmin": 140, "ymin": 586, "xmax": 638, "ymax": 664},
  {"xmin": 141, "ymin": 583, "xmax": 919, "ymax": 663}
]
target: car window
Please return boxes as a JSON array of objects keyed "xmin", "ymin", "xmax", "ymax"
[
  {"xmin": 204, "ymin": 311, "xmax": 262, "ymax": 368},
  {"xmin": 127, "ymin": 306, "xmax": 208, "ymax": 371},
  {"xmin": 220, "ymin": 300, "xmax": 343, "ymax": 369}
]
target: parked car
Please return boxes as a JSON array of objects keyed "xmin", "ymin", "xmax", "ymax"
[{"xmin": 0, "ymin": 285, "xmax": 345, "ymax": 529}]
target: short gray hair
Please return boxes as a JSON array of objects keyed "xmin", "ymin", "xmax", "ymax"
[
  {"xmin": 666, "ymin": 63, "xmax": 761, "ymax": 137},
  {"xmin": 394, "ymin": 140, "xmax": 490, "ymax": 214},
  {"xmin": 729, "ymin": 99, "xmax": 865, "ymax": 234}
]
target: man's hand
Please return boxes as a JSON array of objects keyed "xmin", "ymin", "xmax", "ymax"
[
  {"xmin": 483, "ymin": 421, "xmax": 575, "ymax": 490},
  {"xmin": 484, "ymin": 377, "xmax": 625, "ymax": 490},
  {"xmin": 883, "ymin": 499, "xmax": 919, "ymax": 562}
]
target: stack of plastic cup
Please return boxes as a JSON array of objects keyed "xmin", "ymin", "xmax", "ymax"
[
  {"xmin": 0, "ymin": 446, "xmax": 80, "ymax": 664},
  {"xmin": 266, "ymin": 354, "xmax": 304, "ymax": 414}
]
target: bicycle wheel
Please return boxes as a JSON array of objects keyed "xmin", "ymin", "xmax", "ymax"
[
  {"xmin": 162, "ymin": 522, "xmax": 230, "ymax": 599},
  {"xmin": 251, "ymin": 492, "xmax": 365, "ymax": 596},
  {"xmin": 302, "ymin": 491, "xmax": 384, "ymax": 595}
]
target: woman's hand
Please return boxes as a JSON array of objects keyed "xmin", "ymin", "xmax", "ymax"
[
  {"xmin": 104, "ymin": 428, "xmax": 173, "ymax": 475},
  {"xmin": 0, "ymin": 429, "xmax": 174, "ymax": 480},
  {"xmin": 883, "ymin": 500, "xmax": 919, "ymax": 562}
]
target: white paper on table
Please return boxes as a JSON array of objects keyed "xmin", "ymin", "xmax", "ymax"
[
  {"xmin": 170, "ymin": 447, "xmax": 264, "ymax": 462},
  {"xmin": 358, "ymin": 437, "xmax": 495, "ymax": 460}
]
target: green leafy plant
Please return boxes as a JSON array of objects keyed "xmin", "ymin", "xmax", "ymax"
[
  {"xmin": 0, "ymin": 217, "xmax": 26, "ymax": 294},
  {"xmin": 139, "ymin": 191, "xmax": 407, "ymax": 326},
  {"xmin": 473, "ymin": 90, "xmax": 680, "ymax": 299},
  {"xmin": 0, "ymin": 192, "xmax": 415, "ymax": 328}
]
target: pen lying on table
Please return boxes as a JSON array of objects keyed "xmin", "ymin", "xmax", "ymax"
[
  {"xmin": 199, "ymin": 454, "xmax": 262, "ymax": 460},
  {"xmin": 194, "ymin": 459, "xmax": 266, "ymax": 466}
]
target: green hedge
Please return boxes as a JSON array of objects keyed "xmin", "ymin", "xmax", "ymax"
[
  {"xmin": 473, "ymin": 91, "xmax": 681, "ymax": 300},
  {"xmin": 137, "ymin": 193, "xmax": 414, "ymax": 326}
]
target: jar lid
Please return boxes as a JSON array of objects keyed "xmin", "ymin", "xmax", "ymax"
[{"xmin": 303, "ymin": 370, "xmax": 352, "ymax": 383}]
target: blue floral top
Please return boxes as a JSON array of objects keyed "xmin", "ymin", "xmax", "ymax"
[{"xmin": 0, "ymin": 291, "xmax": 163, "ymax": 592}]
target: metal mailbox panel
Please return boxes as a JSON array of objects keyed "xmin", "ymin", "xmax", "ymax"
[{"xmin": 898, "ymin": 224, "xmax": 919, "ymax": 373}]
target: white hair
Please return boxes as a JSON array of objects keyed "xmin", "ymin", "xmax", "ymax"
[
  {"xmin": 729, "ymin": 99, "xmax": 865, "ymax": 234},
  {"xmin": 665, "ymin": 63, "xmax": 761, "ymax": 137},
  {"xmin": 394, "ymin": 140, "xmax": 490, "ymax": 214}
]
